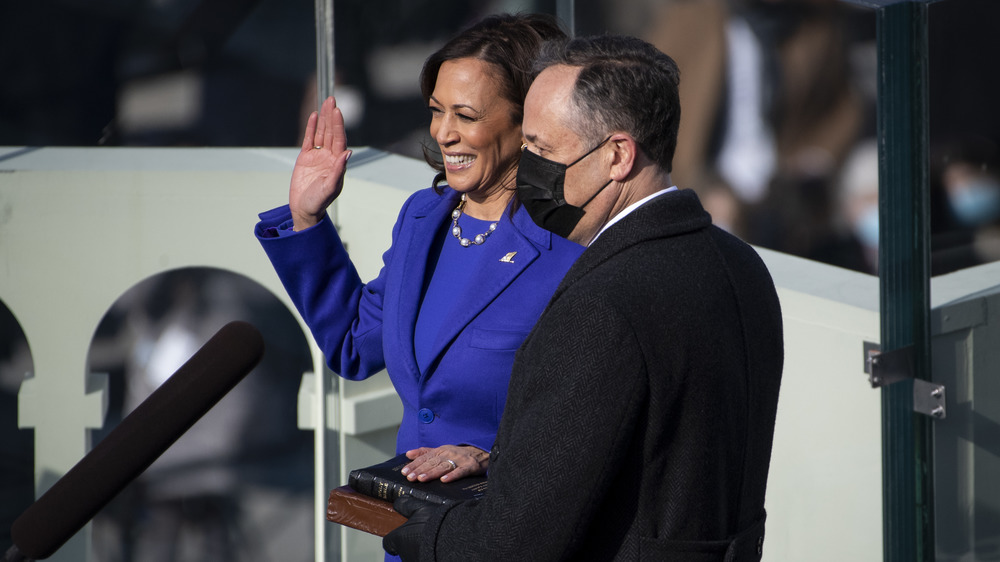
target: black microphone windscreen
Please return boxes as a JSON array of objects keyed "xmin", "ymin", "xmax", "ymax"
[{"xmin": 10, "ymin": 320, "xmax": 265, "ymax": 559}]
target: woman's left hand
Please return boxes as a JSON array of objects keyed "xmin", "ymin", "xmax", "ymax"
[{"xmin": 401, "ymin": 445, "xmax": 489, "ymax": 483}]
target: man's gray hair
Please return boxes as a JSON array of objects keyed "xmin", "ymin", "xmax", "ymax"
[{"xmin": 535, "ymin": 35, "xmax": 681, "ymax": 173}]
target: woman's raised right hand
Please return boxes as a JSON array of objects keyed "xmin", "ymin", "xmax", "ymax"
[{"xmin": 289, "ymin": 96, "xmax": 353, "ymax": 231}]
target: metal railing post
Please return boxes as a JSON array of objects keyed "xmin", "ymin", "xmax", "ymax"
[{"xmin": 876, "ymin": 2, "xmax": 934, "ymax": 561}]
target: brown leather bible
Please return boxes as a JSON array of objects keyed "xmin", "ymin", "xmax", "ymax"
[{"xmin": 327, "ymin": 485, "xmax": 406, "ymax": 537}]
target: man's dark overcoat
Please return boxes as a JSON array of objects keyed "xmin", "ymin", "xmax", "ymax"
[{"xmin": 420, "ymin": 189, "xmax": 784, "ymax": 561}]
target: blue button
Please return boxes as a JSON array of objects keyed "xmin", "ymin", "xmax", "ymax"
[{"xmin": 418, "ymin": 408, "xmax": 435, "ymax": 423}]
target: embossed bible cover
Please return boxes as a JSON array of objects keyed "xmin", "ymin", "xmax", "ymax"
[{"xmin": 327, "ymin": 485, "xmax": 406, "ymax": 537}]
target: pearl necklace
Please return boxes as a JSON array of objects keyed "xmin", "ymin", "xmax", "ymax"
[{"xmin": 451, "ymin": 194, "xmax": 498, "ymax": 247}]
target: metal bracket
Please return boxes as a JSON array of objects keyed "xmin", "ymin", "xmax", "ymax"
[
  {"xmin": 912, "ymin": 379, "xmax": 946, "ymax": 419},
  {"xmin": 864, "ymin": 342, "xmax": 910, "ymax": 387},
  {"xmin": 863, "ymin": 342, "xmax": 946, "ymax": 419}
]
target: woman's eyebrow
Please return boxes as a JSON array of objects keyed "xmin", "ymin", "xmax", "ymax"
[{"xmin": 428, "ymin": 95, "xmax": 482, "ymax": 115}]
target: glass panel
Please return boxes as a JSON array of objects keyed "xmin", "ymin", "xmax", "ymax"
[
  {"xmin": 0, "ymin": 0, "xmax": 317, "ymax": 147},
  {"xmin": 927, "ymin": 0, "xmax": 1000, "ymax": 277},
  {"xmin": 927, "ymin": 3, "xmax": 1000, "ymax": 560},
  {"xmin": 0, "ymin": 1, "xmax": 561, "ymax": 150},
  {"xmin": 931, "ymin": 287, "xmax": 1000, "ymax": 562}
]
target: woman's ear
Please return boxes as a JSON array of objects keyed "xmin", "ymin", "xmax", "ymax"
[{"xmin": 608, "ymin": 134, "xmax": 638, "ymax": 181}]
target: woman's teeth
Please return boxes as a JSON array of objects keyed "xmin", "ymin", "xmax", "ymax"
[{"xmin": 445, "ymin": 154, "xmax": 475, "ymax": 166}]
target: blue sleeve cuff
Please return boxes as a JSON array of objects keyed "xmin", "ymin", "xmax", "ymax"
[
  {"xmin": 255, "ymin": 204, "xmax": 320, "ymax": 239},
  {"xmin": 259, "ymin": 219, "xmax": 299, "ymax": 239}
]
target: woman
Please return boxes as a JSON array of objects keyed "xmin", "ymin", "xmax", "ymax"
[{"xmin": 255, "ymin": 14, "xmax": 581, "ymax": 485}]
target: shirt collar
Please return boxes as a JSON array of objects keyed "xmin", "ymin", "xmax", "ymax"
[{"xmin": 590, "ymin": 187, "xmax": 678, "ymax": 246}]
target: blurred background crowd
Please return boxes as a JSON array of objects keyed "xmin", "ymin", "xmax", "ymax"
[
  {"xmin": 2, "ymin": 0, "xmax": 999, "ymax": 560},
  {"xmin": 2, "ymin": 0, "xmax": 999, "ymax": 276}
]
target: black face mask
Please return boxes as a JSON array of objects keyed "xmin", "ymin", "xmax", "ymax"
[{"xmin": 516, "ymin": 136, "xmax": 612, "ymax": 239}]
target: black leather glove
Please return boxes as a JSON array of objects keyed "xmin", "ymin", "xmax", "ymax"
[{"xmin": 382, "ymin": 495, "xmax": 439, "ymax": 561}]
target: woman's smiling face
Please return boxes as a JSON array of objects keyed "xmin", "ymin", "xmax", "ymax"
[{"xmin": 429, "ymin": 57, "xmax": 523, "ymax": 198}]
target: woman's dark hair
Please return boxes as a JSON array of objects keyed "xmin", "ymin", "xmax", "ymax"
[{"xmin": 419, "ymin": 13, "xmax": 567, "ymax": 190}]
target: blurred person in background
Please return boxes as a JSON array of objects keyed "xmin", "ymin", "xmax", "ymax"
[
  {"xmin": 931, "ymin": 137, "xmax": 1000, "ymax": 275},
  {"xmin": 637, "ymin": 0, "xmax": 870, "ymax": 204},
  {"xmin": 835, "ymin": 139, "xmax": 880, "ymax": 274},
  {"xmin": 580, "ymin": 0, "xmax": 876, "ymax": 273},
  {"xmin": 774, "ymin": 138, "xmax": 881, "ymax": 276}
]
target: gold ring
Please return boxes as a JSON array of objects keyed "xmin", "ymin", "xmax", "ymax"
[
  {"xmin": 313, "ymin": 145, "xmax": 323, "ymax": 149},
  {"xmin": 445, "ymin": 459, "xmax": 457, "ymax": 470}
]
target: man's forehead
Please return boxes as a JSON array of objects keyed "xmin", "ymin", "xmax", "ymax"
[
  {"xmin": 523, "ymin": 65, "xmax": 580, "ymax": 146},
  {"xmin": 527, "ymin": 65, "xmax": 578, "ymax": 107}
]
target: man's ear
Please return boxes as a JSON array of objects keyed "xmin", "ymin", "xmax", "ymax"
[{"xmin": 608, "ymin": 134, "xmax": 638, "ymax": 181}]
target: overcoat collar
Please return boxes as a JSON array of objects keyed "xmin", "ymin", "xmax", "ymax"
[{"xmin": 554, "ymin": 188, "xmax": 712, "ymax": 294}]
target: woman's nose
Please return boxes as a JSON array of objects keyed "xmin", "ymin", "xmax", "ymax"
[{"xmin": 435, "ymin": 115, "xmax": 458, "ymax": 146}]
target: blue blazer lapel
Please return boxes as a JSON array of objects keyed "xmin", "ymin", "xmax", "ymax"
[
  {"xmin": 392, "ymin": 191, "xmax": 457, "ymax": 380},
  {"xmin": 424, "ymin": 203, "xmax": 544, "ymax": 373}
]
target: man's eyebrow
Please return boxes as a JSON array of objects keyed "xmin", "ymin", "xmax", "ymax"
[{"xmin": 523, "ymin": 133, "xmax": 545, "ymax": 149}]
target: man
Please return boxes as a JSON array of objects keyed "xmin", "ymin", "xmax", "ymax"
[{"xmin": 384, "ymin": 34, "xmax": 784, "ymax": 561}]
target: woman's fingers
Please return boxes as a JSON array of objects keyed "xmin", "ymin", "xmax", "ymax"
[
  {"xmin": 300, "ymin": 110, "xmax": 318, "ymax": 152},
  {"xmin": 314, "ymin": 97, "xmax": 331, "ymax": 148},
  {"xmin": 329, "ymin": 104, "xmax": 347, "ymax": 152},
  {"xmin": 315, "ymin": 96, "xmax": 344, "ymax": 152},
  {"xmin": 299, "ymin": 96, "xmax": 346, "ymax": 153},
  {"xmin": 400, "ymin": 445, "xmax": 488, "ymax": 482},
  {"xmin": 298, "ymin": 97, "xmax": 345, "ymax": 155}
]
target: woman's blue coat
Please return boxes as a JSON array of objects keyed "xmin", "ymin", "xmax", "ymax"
[{"xmin": 255, "ymin": 186, "xmax": 582, "ymax": 453}]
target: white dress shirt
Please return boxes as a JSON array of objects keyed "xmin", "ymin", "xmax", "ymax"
[{"xmin": 590, "ymin": 187, "xmax": 678, "ymax": 246}]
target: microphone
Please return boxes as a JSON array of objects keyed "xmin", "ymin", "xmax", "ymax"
[{"xmin": 7, "ymin": 320, "xmax": 265, "ymax": 561}]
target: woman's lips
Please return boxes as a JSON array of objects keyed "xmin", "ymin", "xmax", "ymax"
[{"xmin": 444, "ymin": 153, "xmax": 476, "ymax": 170}]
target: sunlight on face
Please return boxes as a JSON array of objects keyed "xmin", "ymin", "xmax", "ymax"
[
  {"xmin": 523, "ymin": 64, "xmax": 607, "ymax": 244},
  {"xmin": 429, "ymin": 58, "xmax": 523, "ymax": 199}
]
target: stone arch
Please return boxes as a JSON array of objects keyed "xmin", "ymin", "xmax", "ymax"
[
  {"xmin": 0, "ymin": 297, "xmax": 35, "ymax": 554},
  {"xmin": 83, "ymin": 266, "xmax": 316, "ymax": 560}
]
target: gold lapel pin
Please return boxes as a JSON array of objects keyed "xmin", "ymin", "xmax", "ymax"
[{"xmin": 500, "ymin": 252, "xmax": 517, "ymax": 263}]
